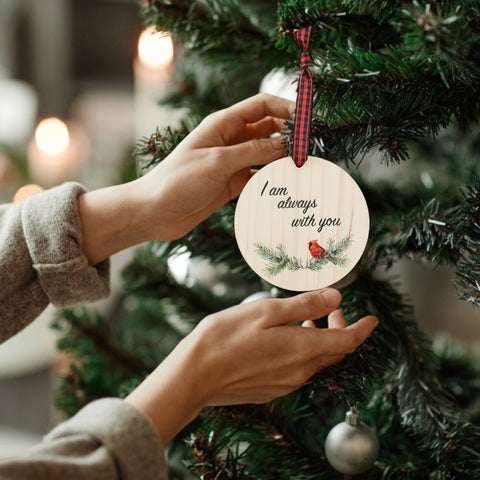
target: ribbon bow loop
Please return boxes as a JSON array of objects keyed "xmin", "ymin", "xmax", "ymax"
[{"xmin": 292, "ymin": 26, "xmax": 313, "ymax": 168}]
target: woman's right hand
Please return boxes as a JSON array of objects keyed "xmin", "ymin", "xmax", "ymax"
[
  {"xmin": 188, "ymin": 288, "xmax": 377, "ymax": 405},
  {"xmin": 126, "ymin": 288, "xmax": 377, "ymax": 445}
]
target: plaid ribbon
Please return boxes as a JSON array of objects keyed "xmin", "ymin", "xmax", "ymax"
[{"xmin": 292, "ymin": 26, "xmax": 313, "ymax": 168}]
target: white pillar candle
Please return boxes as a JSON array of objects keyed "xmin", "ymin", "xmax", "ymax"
[
  {"xmin": 134, "ymin": 26, "xmax": 176, "ymax": 139},
  {"xmin": 0, "ymin": 79, "xmax": 38, "ymax": 146}
]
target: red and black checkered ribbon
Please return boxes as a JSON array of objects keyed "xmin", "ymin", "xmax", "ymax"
[{"xmin": 292, "ymin": 26, "xmax": 313, "ymax": 168}]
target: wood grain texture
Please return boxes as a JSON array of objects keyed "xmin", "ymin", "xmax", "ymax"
[{"xmin": 234, "ymin": 156, "xmax": 369, "ymax": 291}]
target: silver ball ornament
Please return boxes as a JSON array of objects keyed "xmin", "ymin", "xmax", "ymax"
[
  {"xmin": 325, "ymin": 408, "xmax": 379, "ymax": 475},
  {"xmin": 169, "ymin": 255, "xmax": 254, "ymax": 304}
]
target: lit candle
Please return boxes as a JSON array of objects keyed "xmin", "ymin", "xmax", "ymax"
[
  {"xmin": 138, "ymin": 26, "xmax": 174, "ymax": 70},
  {"xmin": 13, "ymin": 184, "xmax": 44, "ymax": 203},
  {"xmin": 28, "ymin": 117, "xmax": 90, "ymax": 187},
  {"xmin": 134, "ymin": 26, "xmax": 177, "ymax": 139},
  {"xmin": 35, "ymin": 117, "xmax": 69, "ymax": 155}
]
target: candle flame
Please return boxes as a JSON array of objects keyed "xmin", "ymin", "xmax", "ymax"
[
  {"xmin": 138, "ymin": 26, "xmax": 173, "ymax": 68},
  {"xmin": 35, "ymin": 118, "xmax": 69, "ymax": 155}
]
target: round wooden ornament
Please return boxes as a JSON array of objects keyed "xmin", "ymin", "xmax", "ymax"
[{"xmin": 234, "ymin": 156, "xmax": 369, "ymax": 291}]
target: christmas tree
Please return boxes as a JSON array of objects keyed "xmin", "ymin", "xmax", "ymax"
[{"xmin": 53, "ymin": 1, "xmax": 480, "ymax": 478}]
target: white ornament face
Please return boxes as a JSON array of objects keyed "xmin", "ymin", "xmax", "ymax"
[{"xmin": 234, "ymin": 156, "xmax": 369, "ymax": 291}]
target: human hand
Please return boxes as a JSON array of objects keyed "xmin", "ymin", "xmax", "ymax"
[
  {"xmin": 139, "ymin": 93, "xmax": 294, "ymax": 240},
  {"xmin": 125, "ymin": 288, "xmax": 378, "ymax": 445},
  {"xmin": 186, "ymin": 288, "xmax": 377, "ymax": 406},
  {"xmin": 78, "ymin": 93, "xmax": 293, "ymax": 265}
]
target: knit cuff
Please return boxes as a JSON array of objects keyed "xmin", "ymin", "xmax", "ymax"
[
  {"xmin": 46, "ymin": 398, "xmax": 166, "ymax": 480},
  {"xmin": 22, "ymin": 182, "xmax": 110, "ymax": 306}
]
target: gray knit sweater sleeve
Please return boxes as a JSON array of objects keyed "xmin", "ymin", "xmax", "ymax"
[
  {"xmin": 0, "ymin": 182, "xmax": 109, "ymax": 342},
  {"xmin": 0, "ymin": 183, "xmax": 167, "ymax": 480},
  {"xmin": 0, "ymin": 398, "xmax": 166, "ymax": 480}
]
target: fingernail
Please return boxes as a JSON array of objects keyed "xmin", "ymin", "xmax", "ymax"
[{"xmin": 321, "ymin": 288, "xmax": 341, "ymax": 307}]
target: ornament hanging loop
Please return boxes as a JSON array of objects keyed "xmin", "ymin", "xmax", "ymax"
[
  {"xmin": 292, "ymin": 26, "xmax": 313, "ymax": 168},
  {"xmin": 345, "ymin": 407, "xmax": 360, "ymax": 426}
]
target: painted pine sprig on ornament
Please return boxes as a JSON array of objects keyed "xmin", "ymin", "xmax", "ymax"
[{"xmin": 254, "ymin": 234, "xmax": 352, "ymax": 277}]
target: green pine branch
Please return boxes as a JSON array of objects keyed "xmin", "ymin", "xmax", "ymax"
[
  {"xmin": 188, "ymin": 395, "xmax": 340, "ymax": 480},
  {"xmin": 141, "ymin": 0, "xmax": 284, "ymax": 71},
  {"xmin": 254, "ymin": 234, "xmax": 352, "ymax": 277},
  {"xmin": 186, "ymin": 269, "xmax": 480, "ymax": 477},
  {"xmin": 340, "ymin": 275, "xmax": 480, "ymax": 474},
  {"xmin": 133, "ymin": 126, "xmax": 188, "ymax": 170},
  {"xmin": 51, "ymin": 308, "xmax": 152, "ymax": 416},
  {"xmin": 275, "ymin": 1, "xmax": 480, "ymax": 165},
  {"xmin": 368, "ymin": 179, "xmax": 480, "ymax": 307}
]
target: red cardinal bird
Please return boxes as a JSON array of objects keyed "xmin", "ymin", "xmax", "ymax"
[{"xmin": 308, "ymin": 240, "xmax": 325, "ymax": 260}]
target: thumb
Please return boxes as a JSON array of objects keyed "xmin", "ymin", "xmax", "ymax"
[
  {"xmin": 260, "ymin": 289, "xmax": 342, "ymax": 328},
  {"xmin": 223, "ymin": 135, "xmax": 287, "ymax": 174}
]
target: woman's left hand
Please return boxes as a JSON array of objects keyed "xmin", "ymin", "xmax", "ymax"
[
  {"xmin": 139, "ymin": 93, "xmax": 294, "ymax": 241},
  {"xmin": 77, "ymin": 93, "xmax": 293, "ymax": 265}
]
